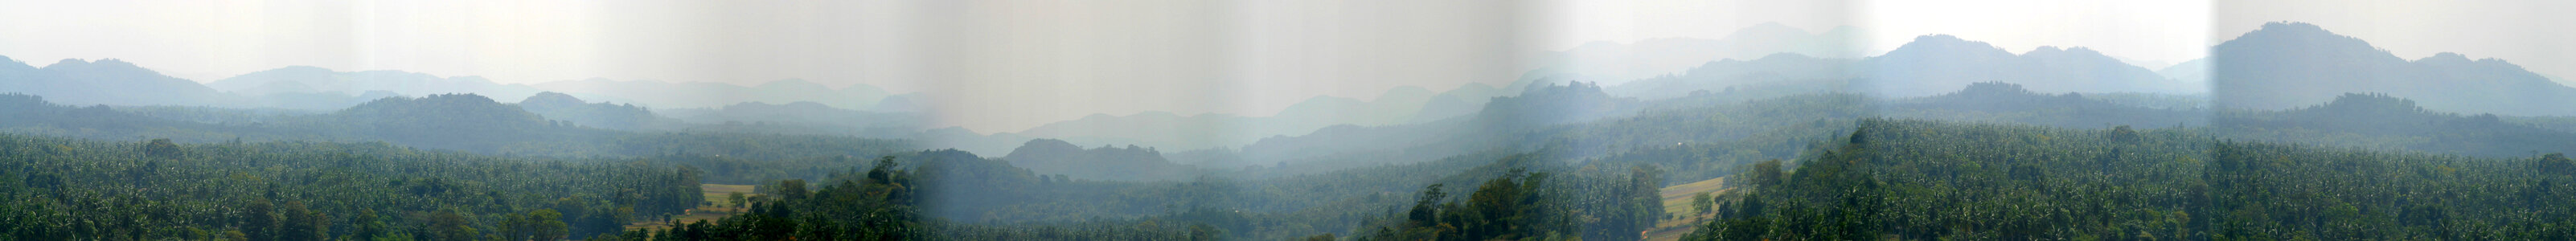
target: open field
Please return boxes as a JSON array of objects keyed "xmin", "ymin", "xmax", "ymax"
[
  {"xmin": 1645, "ymin": 177, "xmax": 1727, "ymax": 241},
  {"xmin": 625, "ymin": 184, "xmax": 759, "ymax": 231}
]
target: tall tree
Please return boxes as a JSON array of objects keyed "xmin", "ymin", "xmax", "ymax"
[
  {"xmin": 350, "ymin": 210, "xmax": 388, "ymax": 240},
  {"xmin": 429, "ymin": 210, "xmax": 476, "ymax": 241},
  {"xmin": 1693, "ymin": 192, "xmax": 1714, "ymax": 214},
  {"xmin": 240, "ymin": 199, "xmax": 276, "ymax": 241},
  {"xmin": 279, "ymin": 201, "xmax": 328, "ymax": 241},
  {"xmin": 526, "ymin": 209, "xmax": 569, "ymax": 241},
  {"xmin": 142, "ymin": 138, "xmax": 181, "ymax": 159}
]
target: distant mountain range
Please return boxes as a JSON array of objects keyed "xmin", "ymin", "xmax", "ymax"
[
  {"xmin": 531, "ymin": 78, "xmax": 900, "ymax": 111},
  {"xmin": 658, "ymin": 100, "xmax": 921, "ymax": 131},
  {"xmin": 1537, "ymin": 22, "xmax": 1862, "ymax": 86},
  {"xmin": 1227, "ymin": 82, "xmax": 1643, "ymax": 168},
  {"xmin": 0, "ymin": 57, "xmax": 231, "ymax": 106},
  {"xmin": 1606, "ymin": 53, "xmax": 1853, "ymax": 100},
  {"xmin": 1864, "ymin": 36, "xmax": 2197, "ymax": 97},
  {"xmin": 517, "ymin": 92, "xmax": 685, "ymax": 131},
  {"xmin": 0, "ymin": 56, "xmax": 916, "ymax": 112},
  {"xmin": 211, "ymin": 66, "xmax": 549, "ymax": 101},
  {"xmin": 1003, "ymin": 83, "xmax": 1503, "ymax": 150},
  {"xmin": 1587, "ymin": 22, "xmax": 2576, "ymax": 120},
  {"xmin": 1570, "ymin": 32, "xmax": 2197, "ymax": 101},
  {"xmin": 2209, "ymin": 22, "xmax": 2576, "ymax": 116},
  {"xmin": 6, "ymin": 22, "xmax": 2574, "ymax": 157},
  {"xmin": 1001, "ymin": 138, "xmax": 1204, "ymax": 182}
]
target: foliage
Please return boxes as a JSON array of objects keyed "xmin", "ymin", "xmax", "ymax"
[
  {"xmin": 1683, "ymin": 119, "xmax": 2576, "ymax": 240},
  {"xmin": 1001, "ymin": 139, "xmax": 1205, "ymax": 182},
  {"xmin": 0, "ymin": 133, "xmax": 701, "ymax": 240},
  {"xmin": 2214, "ymin": 92, "xmax": 2576, "ymax": 157}
]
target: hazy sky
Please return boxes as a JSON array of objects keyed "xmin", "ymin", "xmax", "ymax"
[{"xmin": 2, "ymin": 0, "xmax": 2567, "ymax": 131}]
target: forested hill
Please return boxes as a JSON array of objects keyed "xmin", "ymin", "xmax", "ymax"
[
  {"xmin": 0, "ymin": 92, "xmax": 915, "ymax": 162},
  {"xmin": 2211, "ymin": 22, "xmax": 2576, "ymax": 116},
  {"xmin": 669, "ymin": 146, "xmax": 1670, "ymax": 240},
  {"xmin": 518, "ymin": 92, "xmax": 683, "ymax": 131},
  {"xmin": 1232, "ymin": 82, "xmax": 1641, "ymax": 170},
  {"xmin": 300, "ymin": 93, "xmax": 587, "ymax": 152},
  {"xmin": 2215, "ymin": 92, "xmax": 2576, "ymax": 157},
  {"xmin": 0, "ymin": 133, "xmax": 704, "ymax": 240},
  {"xmin": 1000, "ymin": 139, "xmax": 1203, "ymax": 182},
  {"xmin": 1885, "ymin": 82, "xmax": 2209, "ymax": 129},
  {"xmin": 0, "ymin": 93, "xmax": 300, "ymax": 141},
  {"xmin": 1684, "ymin": 119, "xmax": 2576, "ymax": 240},
  {"xmin": 1237, "ymin": 81, "xmax": 2201, "ymax": 182},
  {"xmin": 0, "ymin": 57, "xmax": 229, "ymax": 107}
]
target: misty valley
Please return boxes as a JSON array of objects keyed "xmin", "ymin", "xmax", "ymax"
[{"xmin": 6, "ymin": 8, "xmax": 2576, "ymax": 241}]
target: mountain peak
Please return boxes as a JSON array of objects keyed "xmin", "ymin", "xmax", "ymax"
[
  {"xmin": 2410, "ymin": 52, "xmax": 2540, "ymax": 78},
  {"xmin": 2020, "ymin": 46, "xmax": 2124, "ymax": 64},
  {"xmin": 1911, "ymin": 35, "xmax": 1971, "ymax": 44},
  {"xmin": 1887, "ymin": 35, "xmax": 2010, "ymax": 57},
  {"xmin": 47, "ymin": 59, "xmax": 92, "ymax": 68},
  {"xmin": 1019, "ymin": 138, "xmax": 1080, "ymax": 149},
  {"xmin": 2257, "ymin": 22, "xmax": 2329, "ymax": 35},
  {"xmin": 40, "ymin": 58, "xmax": 169, "ymax": 76},
  {"xmin": 2210, "ymin": 22, "xmax": 2576, "ymax": 115},
  {"xmin": 519, "ymin": 92, "xmax": 587, "ymax": 106},
  {"xmin": 46, "ymin": 58, "xmax": 144, "ymax": 70},
  {"xmin": 0, "ymin": 55, "xmax": 28, "ymax": 71},
  {"xmin": 2219, "ymin": 22, "xmax": 2381, "ymax": 56},
  {"xmin": 1003, "ymin": 138, "xmax": 1086, "ymax": 161},
  {"xmin": 2416, "ymin": 52, "xmax": 2472, "ymax": 63},
  {"xmin": 344, "ymin": 93, "xmax": 522, "ymax": 116},
  {"xmin": 2238, "ymin": 22, "xmax": 2342, "ymax": 40}
]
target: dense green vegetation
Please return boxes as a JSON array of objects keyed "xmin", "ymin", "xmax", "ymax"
[
  {"xmin": 2215, "ymin": 92, "xmax": 2576, "ymax": 157},
  {"xmin": 1345, "ymin": 154, "xmax": 1667, "ymax": 241},
  {"xmin": 1684, "ymin": 119, "xmax": 2576, "ymax": 240},
  {"xmin": 593, "ymin": 149, "xmax": 1669, "ymax": 240},
  {"xmin": 609, "ymin": 157, "xmax": 928, "ymax": 240},
  {"xmin": 1571, "ymin": 83, "xmax": 2568, "ymax": 188},
  {"xmin": 14, "ymin": 19, "xmax": 2576, "ymax": 241},
  {"xmin": 0, "ymin": 93, "xmax": 916, "ymax": 159},
  {"xmin": 518, "ymin": 92, "xmax": 684, "ymax": 132},
  {"xmin": 1001, "ymin": 139, "xmax": 1205, "ymax": 182},
  {"xmin": 0, "ymin": 134, "xmax": 702, "ymax": 240},
  {"xmin": 1, "ymin": 93, "xmax": 917, "ymax": 185},
  {"xmin": 9, "ymin": 79, "xmax": 2576, "ymax": 240}
]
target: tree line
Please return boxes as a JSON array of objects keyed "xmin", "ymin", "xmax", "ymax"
[
  {"xmin": 1684, "ymin": 119, "xmax": 2576, "ymax": 240},
  {"xmin": 0, "ymin": 133, "xmax": 703, "ymax": 240}
]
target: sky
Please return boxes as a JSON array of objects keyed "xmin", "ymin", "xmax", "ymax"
[{"xmin": 1, "ymin": 0, "xmax": 2568, "ymax": 132}]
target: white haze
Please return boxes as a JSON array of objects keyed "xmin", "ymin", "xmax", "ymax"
[{"xmin": 5, "ymin": 0, "xmax": 2571, "ymax": 131}]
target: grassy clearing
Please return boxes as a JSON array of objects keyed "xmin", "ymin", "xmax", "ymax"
[
  {"xmin": 1645, "ymin": 177, "xmax": 1727, "ymax": 241},
  {"xmin": 625, "ymin": 184, "xmax": 758, "ymax": 231}
]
